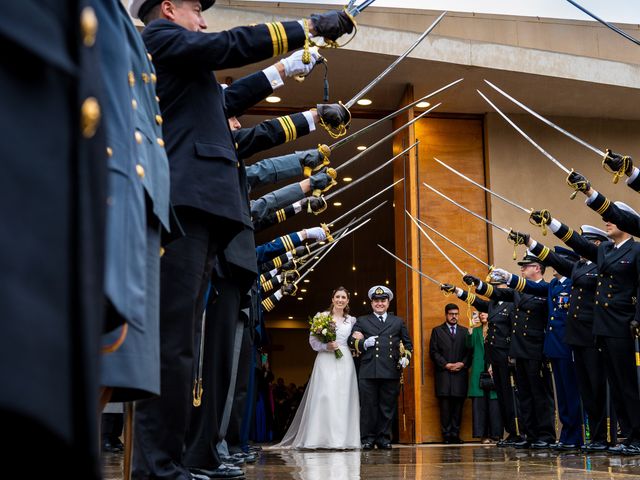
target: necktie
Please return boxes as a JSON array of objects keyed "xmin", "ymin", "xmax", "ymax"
[
  {"xmin": 378, "ymin": 315, "xmax": 384, "ymax": 323},
  {"xmin": 450, "ymin": 325, "xmax": 455, "ymax": 336}
]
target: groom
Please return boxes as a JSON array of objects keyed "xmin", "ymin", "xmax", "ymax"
[{"xmin": 349, "ymin": 286, "xmax": 413, "ymax": 449}]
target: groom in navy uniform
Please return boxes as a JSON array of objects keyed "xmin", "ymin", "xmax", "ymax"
[{"xmin": 349, "ymin": 286, "xmax": 413, "ymax": 450}]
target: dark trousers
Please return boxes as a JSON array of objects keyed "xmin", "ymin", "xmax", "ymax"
[
  {"xmin": 101, "ymin": 413, "xmax": 124, "ymax": 441},
  {"xmin": 359, "ymin": 378, "xmax": 400, "ymax": 445},
  {"xmin": 486, "ymin": 346, "xmax": 517, "ymax": 437},
  {"xmin": 133, "ymin": 209, "xmax": 234, "ymax": 480},
  {"xmin": 472, "ymin": 394, "xmax": 503, "ymax": 439},
  {"xmin": 515, "ymin": 358, "xmax": 555, "ymax": 443},
  {"xmin": 550, "ymin": 357, "xmax": 583, "ymax": 445},
  {"xmin": 183, "ymin": 277, "xmax": 242, "ymax": 469},
  {"xmin": 601, "ymin": 336, "xmax": 640, "ymax": 443},
  {"xmin": 226, "ymin": 323, "xmax": 253, "ymax": 454},
  {"xmin": 437, "ymin": 396, "xmax": 465, "ymax": 440}
]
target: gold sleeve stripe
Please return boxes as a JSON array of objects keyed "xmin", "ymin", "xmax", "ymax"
[
  {"xmin": 265, "ymin": 22, "xmax": 280, "ymax": 57},
  {"xmin": 515, "ymin": 277, "xmax": 526, "ymax": 292},
  {"xmin": 275, "ymin": 22, "xmax": 288, "ymax": 55},
  {"xmin": 281, "ymin": 235, "xmax": 294, "ymax": 251},
  {"xmin": 276, "ymin": 117, "xmax": 293, "ymax": 143},
  {"xmin": 282, "ymin": 116, "xmax": 297, "ymax": 141},
  {"xmin": 276, "ymin": 209, "xmax": 287, "ymax": 223},
  {"xmin": 259, "ymin": 274, "xmax": 267, "ymax": 284},
  {"xmin": 484, "ymin": 284, "xmax": 494, "ymax": 297},
  {"xmin": 596, "ymin": 198, "xmax": 611, "ymax": 216},
  {"xmin": 263, "ymin": 280, "xmax": 273, "ymax": 292},
  {"xmin": 560, "ymin": 228, "xmax": 574, "ymax": 243},
  {"xmin": 538, "ymin": 246, "xmax": 550, "ymax": 262},
  {"xmin": 273, "ymin": 256, "xmax": 282, "ymax": 268},
  {"xmin": 262, "ymin": 297, "xmax": 275, "ymax": 312},
  {"xmin": 467, "ymin": 293, "xmax": 477, "ymax": 304}
]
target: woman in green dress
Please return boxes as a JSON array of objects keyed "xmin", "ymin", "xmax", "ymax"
[{"xmin": 466, "ymin": 312, "xmax": 503, "ymax": 443}]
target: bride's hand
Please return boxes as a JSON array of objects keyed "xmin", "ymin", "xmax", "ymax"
[
  {"xmin": 326, "ymin": 341, "xmax": 339, "ymax": 351},
  {"xmin": 351, "ymin": 331, "xmax": 364, "ymax": 340}
]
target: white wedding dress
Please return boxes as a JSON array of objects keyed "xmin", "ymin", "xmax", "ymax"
[{"xmin": 273, "ymin": 313, "xmax": 361, "ymax": 449}]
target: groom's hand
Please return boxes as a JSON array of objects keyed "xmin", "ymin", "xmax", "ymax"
[{"xmin": 363, "ymin": 336, "xmax": 378, "ymax": 349}]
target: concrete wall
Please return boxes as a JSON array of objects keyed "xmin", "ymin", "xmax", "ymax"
[{"xmin": 486, "ymin": 112, "xmax": 640, "ymax": 272}]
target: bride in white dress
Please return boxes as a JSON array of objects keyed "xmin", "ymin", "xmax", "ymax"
[{"xmin": 274, "ymin": 287, "xmax": 361, "ymax": 449}]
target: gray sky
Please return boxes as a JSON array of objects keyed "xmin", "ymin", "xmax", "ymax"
[{"xmin": 250, "ymin": 0, "xmax": 640, "ymax": 25}]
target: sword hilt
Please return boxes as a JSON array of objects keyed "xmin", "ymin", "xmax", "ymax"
[
  {"xmin": 312, "ymin": 168, "xmax": 337, "ymax": 197},
  {"xmin": 601, "ymin": 149, "xmax": 632, "ymax": 185},
  {"xmin": 192, "ymin": 378, "xmax": 203, "ymax": 407},
  {"xmin": 320, "ymin": 222, "xmax": 334, "ymax": 242}
]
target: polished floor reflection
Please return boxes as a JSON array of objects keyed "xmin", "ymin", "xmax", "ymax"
[{"xmin": 104, "ymin": 445, "xmax": 640, "ymax": 479}]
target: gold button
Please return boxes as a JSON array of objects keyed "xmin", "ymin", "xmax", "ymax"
[
  {"xmin": 375, "ymin": 354, "xmax": 379, "ymax": 358},
  {"xmin": 523, "ymin": 332, "xmax": 527, "ymax": 336},
  {"xmin": 142, "ymin": 73, "xmax": 150, "ymax": 84},
  {"xmin": 80, "ymin": 7, "xmax": 98, "ymax": 47},
  {"xmin": 81, "ymin": 97, "xmax": 100, "ymax": 138},
  {"xmin": 135, "ymin": 131, "xmax": 143, "ymax": 144},
  {"xmin": 550, "ymin": 316, "xmax": 554, "ymax": 320},
  {"xmin": 106, "ymin": 147, "xmax": 113, "ymax": 157},
  {"xmin": 151, "ymin": 73, "xmax": 157, "ymax": 83},
  {"xmin": 604, "ymin": 302, "xmax": 608, "ymax": 307},
  {"xmin": 608, "ymin": 294, "xmax": 612, "ymax": 298},
  {"xmin": 128, "ymin": 71, "xmax": 135, "ymax": 87},
  {"xmin": 595, "ymin": 301, "xmax": 599, "ymax": 305},
  {"xmin": 549, "ymin": 326, "xmax": 553, "ymax": 330},
  {"xmin": 598, "ymin": 282, "xmax": 602, "ymax": 286},
  {"xmin": 136, "ymin": 164, "xmax": 145, "ymax": 178},
  {"xmin": 155, "ymin": 95, "xmax": 160, "ymax": 103},
  {"xmin": 578, "ymin": 296, "xmax": 582, "ymax": 300},
  {"xmin": 132, "ymin": 99, "xmax": 138, "ymax": 110},
  {"xmin": 147, "ymin": 52, "xmax": 153, "ymax": 61},
  {"xmin": 159, "ymin": 247, "xmax": 165, "ymax": 257},
  {"xmin": 155, "ymin": 114, "xmax": 163, "ymax": 125},
  {"xmin": 157, "ymin": 138, "xmax": 165, "ymax": 147},
  {"xmin": 390, "ymin": 355, "xmax": 393, "ymax": 358}
]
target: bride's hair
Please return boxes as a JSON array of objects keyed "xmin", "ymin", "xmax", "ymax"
[{"xmin": 328, "ymin": 286, "xmax": 350, "ymax": 317}]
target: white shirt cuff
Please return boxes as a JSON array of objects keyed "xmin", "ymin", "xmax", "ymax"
[
  {"xmin": 455, "ymin": 287, "xmax": 464, "ymax": 297},
  {"xmin": 292, "ymin": 201, "xmax": 303, "ymax": 214},
  {"xmin": 268, "ymin": 268, "xmax": 278, "ymax": 278},
  {"xmin": 262, "ymin": 65, "xmax": 284, "ymax": 91},
  {"xmin": 627, "ymin": 167, "xmax": 640, "ymax": 184},
  {"xmin": 274, "ymin": 289, "xmax": 283, "ymax": 301},
  {"xmin": 549, "ymin": 218, "xmax": 562, "ymax": 233},
  {"xmin": 303, "ymin": 110, "xmax": 316, "ymax": 132},
  {"xmin": 585, "ymin": 190, "xmax": 599, "ymax": 205},
  {"xmin": 286, "ymin": 251, "xmax": 293, "ymax": 260},
  {"xmin": 529, "ymin": 239, "xmax": 538, "ymax": 250}
]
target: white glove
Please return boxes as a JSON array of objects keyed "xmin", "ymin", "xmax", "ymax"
[
  {"xmin": 363, "ymin": 336, "xmax": 378, "ymax": 350},
  {"xmin": 490, "ymin": 268, "xmax": 512, "ymax": 284},
  {"xmin": 399, "ymin": 357, "xmax": 410, "ymax": 369},
  {"xmin": 280, "ymin": 49, "xmax": 320, "ymax": 77},
  {"xmin": 304, "ymin": 226, "xmax": 326, "ymax": 241}
]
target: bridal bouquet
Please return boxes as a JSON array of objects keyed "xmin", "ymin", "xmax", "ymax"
[{"xmin": 309, "ymin": 312, "xmax": 343, "ymax": 359}]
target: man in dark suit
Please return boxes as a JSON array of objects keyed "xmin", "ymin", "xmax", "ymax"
[
  {"xmin": 349, "ymin": 286, "xmax": 413, "ymax": 450},
  {"xmin": 429, "ymin": 303, "xmax": 472, "ymax": 444},
  {"xmin": 129, "ymin": 1, "xmax": 354, "ymax": 478}
]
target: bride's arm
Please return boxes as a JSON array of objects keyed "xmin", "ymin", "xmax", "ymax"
[{"xmin": 309, "ymin": 335, "xmax": 327, "ymax": 352}]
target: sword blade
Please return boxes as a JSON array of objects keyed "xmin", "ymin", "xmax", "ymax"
[
  {"xmin": 348, "ymin": 0, "xmax": 377, "ymax": 16},
  {"xmin": 565, "ymin": 0, "xmax": 640, "ymax": 47},
  {"xmin": 433, "ymin": 157, "xmax": 530, "ymax": 214},
  {"xmin": 422, "ymin": 182, "xmax": 510, "ymax": 234},
  {"xmin": 377, "ymin": 244, "xmax": 441, "ymax": 286},
  {"xmin": 406, "ymin": 210, "xmax": 466, "ymax": 276},
  {"xmin": 336, "ymin": 103, "xmax": 440, "ymax": 172},
  {"xmin": 329, "ymin": 198, "xmax": 388, "ymax": 229},
  {"xmin": 484, "ymin": 80, "xmax": 606, "ymax": 157},
  {"xmin": 295, "ymin": 218, "xmax": 372, "ymax": 284},
  {"xmin": 345, "ymin": 11, "xmax": 447, "ymax": 108},
  {"xmin": 331, "ymin": 79, "xmax": 463, "ymax": 151},
  {"xmin": 326, "ymin": 142, "xmax": 416, "ymax": 201},
  {"xmin": 415, "ymin": 218, "xmax": 490, "ymax": 269},
  {"xmin": 477, "ymin": 90, "xmax": 572, "ymax": 175}
]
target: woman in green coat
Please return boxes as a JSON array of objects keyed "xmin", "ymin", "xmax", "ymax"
[{"xmin": 466, "ymin": 312, "xmax": 503, "ymax": 443}]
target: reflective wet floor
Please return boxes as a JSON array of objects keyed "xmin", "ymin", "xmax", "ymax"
[{"xmin": 104, "ymin": 445, "xmax": 640, "ymax": 479}]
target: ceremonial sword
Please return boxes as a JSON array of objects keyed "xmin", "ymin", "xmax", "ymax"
[
  {"xmin": 433, "ymin": 157, "xmax": 531, "ymax": 214},
  {"xmin": 326, "ymin": 179, "xmax": 402, "ymax": 228},
  {"xmin": 345, "ymin": 0, "xmax": 377, "ymax": 17},
  {"xmin": 477, "ymin": 89, "xmax": 586, "ymax": 199},
  {"xmin": 336, "ymin": 103, "xmax": 439, "ymax": 172},
  {"xmin": 330, "ymin": 79, "xmax": 463, "ymax": 151},
  {"xmin": 326, "ymin": 143, "xmax": 417, "ymax": 202},
  {"xmin": 345, "ymin": 11, "xmax": 447, "ymax": 109},
  {"xmin": 564, "ymin": 0, "xmax": 640, "ymax": 47},
  {"xmin": 377, "ymin": 244, "xmax": 442, "ymax": 286}
]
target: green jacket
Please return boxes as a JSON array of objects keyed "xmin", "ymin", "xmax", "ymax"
[{"xmin": 465, "ymin": 327, "xmax": 497, "ymax": 399}]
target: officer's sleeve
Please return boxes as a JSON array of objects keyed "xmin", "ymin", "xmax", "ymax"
[
  {"xmin": 348, "ymin": 321, "xmax": 363, "ymax": 355},
  {"xmin": 506, "ymin": 273, "xmax": 549, "ymax": 297},
  {"xmin": 235, "ymin": 113, "xmax": 311, "ymax": 160},
  {"xmin": 224, "ymin": 71, "xmax": 273, "ymax": 119},
  {"xmin": 429, "ymin": 329, "xmax": 447, "ymax": 369},
  {"xmin": 144, "ymin": 20, "xmax": 305, "ymax": 71},
  {"xmin": 475, "ymin": 282, "xmax": 514, "ymax": 302},
  {"xmin": 457, "ymin": 289, "xmax": 489, "ymax": 313},
  {"xmin": 400, "ymin": 319, "xmax": 413, "ymax": 354},
  {"xmin": 551, "ymin": 220, "xmax": 598, "ymax": 263},
  {"xmin": 587, "ymin": 191, "xmax": 640, "ymax": 237},
  {"xmin": 251, "ymin": 183, "xmax": 305, "ymax": 225},
  {"xmin": 246, "ymin": 153, "xmax": 303, "ymax": 190},
  {"xmin": 255, "ymin": 231, "xmax": 303, "ymax": 264},
  {"xmin": 529, "ymin": 240, "xmax": 575, "ymax": 278}
]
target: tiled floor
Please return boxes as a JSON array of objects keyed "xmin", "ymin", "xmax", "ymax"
[{"xmin": 104, "ymin": 444, "xmax": 640, "ymax": 479}]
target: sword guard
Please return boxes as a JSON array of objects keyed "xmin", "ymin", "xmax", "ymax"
[
  {"xmin": 192, "ymin": 379, "xmax": 203, "ymax": 407},
  {"xmin": 308, "ymin": 196, "xmax": 328, "ymax": 215},
  {"xmin": 320, "ymin": 222, "xmax": 334, "ymax": 242}
]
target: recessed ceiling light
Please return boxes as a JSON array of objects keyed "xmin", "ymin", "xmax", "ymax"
[
  {"xmin": 333, "ymin": 202, "xmax": 342, "ymax": 207},
  {"xmin": 363, "ymin": 301, "xmax": 366, "ymax": 305},
  {"xmin": 354, "ymin": 291, "xmax": 358, "ymax": 296},
  {"xmin": 301, "ymin": 289, "xmax": 307, "ymax": 293},
  {"xmin": 343, "ymin": 177, "xmax": 353, "ymax": 182},
  {"xmin": 288, "ymin": 316, "xmax": 293, "ymax": 319},
  {"xmin": 297, "ymin": 297, "xmax": 303, "ymax": 301},
  {"xmin": 385, "ymin": 279, "xmax": 390, "ymax": 285},
  {"xmin": 357, "ymin": 98, "xmax": 372, "ymax": 106},
  {"xmin": 303, "ymin": 279, "xmax": 310, "ymax": 283},
  {"xmin": 356, "ymin": 145, "xmax": 367, "ymax": 151},
  {"xmin": 265, "ymin": 96, "xmax": 281, "ymax": 103},
  {"xmin": 416, "ymin": 101, "xmax": 430, "ymax": 108},
  {"xmin": 352, "ymin": 265, "xmax": 356, "ymax": 271}
]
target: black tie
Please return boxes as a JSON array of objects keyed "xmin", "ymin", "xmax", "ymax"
[
  {"xmin": 450, "ymin": 325, "xmax": 455, "ymax": 336},
  {"xmin": 378, "ymin": 315, "xmax": 384, "ymax": 323}
]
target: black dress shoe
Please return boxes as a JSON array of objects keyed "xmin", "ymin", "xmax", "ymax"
[
  {"xmin": 189, "ymin": 465, "xmax": 245, "ymax": 479},
  {"xmin": 621, "ymin": 443, "xmax": 640, "ymax": 456},
  {"xmin": 530, "ymin": 440, "xmax": 550, "ymax": 449},
  {"xmin": 583, "ymin": 441, "xmax": 608, "ymax": 452},
  {"xmin": 361, "ymin": 443, "xmax": 374, "ymax": 450},
  {"xmin": 452, "ymin": 437, "xmax": 464, "ymax": 445},
  {"xmin": 608, "ymin": 443, "xmax": 626, "ymax": 454},
  {"xmin": 556, "ymin": 443, "xmax": 579, "ymax": 451},
  {"xmin": 377, "ymin": 443, "xmax": 392, "ymax": 450},
  {"xmin": 513, "ymin": 438, "xmax": 530, "ymax": 449}
]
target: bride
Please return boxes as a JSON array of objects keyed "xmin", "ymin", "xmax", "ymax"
[{"xmin": 274, "ymin": 287, "xmax": 361, "ymax": 449}]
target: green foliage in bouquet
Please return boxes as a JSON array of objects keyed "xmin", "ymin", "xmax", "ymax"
[{"xmin": 309, "ymin": 312, "xmax": 343, "ymax": 359}]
